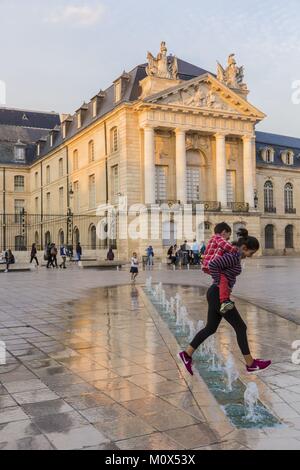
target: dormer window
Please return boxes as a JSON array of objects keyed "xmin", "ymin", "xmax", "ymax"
[
  {"xmin": 115, "ymin": 80, "xmax": 122, "ymax": 103},
  {"xmin": 62, "ymin": 122, "xmax": 67, "ymax": 139},
  {"xmin": 14, "ymin": 145, "xmax": 26, "ymax": 162},
  {"xmin": 92, "ymin": 100, "xmax": 97, "ymax": 118},
  {"xmin": 50, "ymin": 134, "xmax": 54, "ymax": 147},
  {"xmin": 261, "ymin": 147, "xmax": 275, "ymax": 163},
  {"xmin": 77, "ymin": 112, "xmax": 82, "ymax": 129},
  {"xmin": 62, "ymin": 115, "xmax": 72, "ymax": 139},
  {"xmin": 114, "ymin": 72, "xmax": 130, "ymax": 104},
  {"xmin": 281, "ymin": 150, "xmax": 294, "ymax": 166},
  {"xmin": 91, "ymin": 90, "xmax": 105, "ymax": 118}
]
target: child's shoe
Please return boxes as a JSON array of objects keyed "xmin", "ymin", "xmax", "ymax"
[{"xmin": 220, "ymin": 300, "xmax": 235, "ymax": 315}]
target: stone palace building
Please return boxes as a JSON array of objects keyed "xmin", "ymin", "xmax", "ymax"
[{"xmin": 0, "ymin": 42, "xmax": 300, "ymax": 258}]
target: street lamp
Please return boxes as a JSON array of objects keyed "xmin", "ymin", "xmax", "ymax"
[{"xmin": 254, "ymin": 190, "xmax": 259, "ymax": 209}]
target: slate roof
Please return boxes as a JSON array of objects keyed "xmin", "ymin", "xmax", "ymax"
[
  {"xmin": 0, "ymin": 107, "xmax": 60, "ymax": 165},
  {"xmin": 256, "ymin": 131, "xmax": 300, "ymax": 169}
]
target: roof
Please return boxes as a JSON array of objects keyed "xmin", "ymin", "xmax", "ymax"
[
  {"xmin": 0, "ymin": 107, "xmax": 60, "ymax": 130},
  {"xmin": 256, "ymin": 131, "xmax": 300, "ymax": 169}
]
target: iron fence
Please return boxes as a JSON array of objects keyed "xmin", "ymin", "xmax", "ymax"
[{"xmin": 0, "ymin": 212, "xmax": 117, "ymax": 252}]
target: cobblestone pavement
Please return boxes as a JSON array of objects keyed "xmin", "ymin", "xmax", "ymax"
[{"xmin": 0, "ymin": 259, "xmax": 300, "ymax": 450}]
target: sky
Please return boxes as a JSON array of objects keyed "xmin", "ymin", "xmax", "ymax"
[{"xmin": 1, "ymin": 0, "xmax": 300, "ymax": 136}]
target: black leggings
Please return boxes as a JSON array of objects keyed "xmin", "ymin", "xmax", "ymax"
[{"xmin": 190, "ymin": 284, "xmax": 251, "ymax": 356}]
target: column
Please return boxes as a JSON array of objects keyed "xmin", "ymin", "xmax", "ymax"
[
  {"xmin": 215, "ymin": 133, "xmax": 227, "ymax": 208},
  {"xmin": 144, "ymin": 126, "xmax": 156, "ymax": 205},
  {"xmin": 243, "ymin": 135, "xmax": 255, "ymax": 208},
  {"xmin": 175, "ymin": 129, "xmax": 187, "ymax": 204}
]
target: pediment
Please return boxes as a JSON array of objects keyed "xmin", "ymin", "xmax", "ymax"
[{"xmin": 144, "ymin": 74, "xmax": 265, "ymax": 120}]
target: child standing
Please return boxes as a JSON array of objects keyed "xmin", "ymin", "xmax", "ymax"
[
  {"xmin": 202, "ymin": 222, "xmax": 238, "ymax": 315},
  {"xmin": 130, "ymin": 252, "xmax": 139, "ymax": 283}
]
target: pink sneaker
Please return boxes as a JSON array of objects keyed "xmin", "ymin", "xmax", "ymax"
[
  {"xmin": 247, "ymin": 359, "xmax": 272, "ymax": 373},
  {"xmin": 179, "ymin": 351, "xmax": 194, "ymax": 376}
]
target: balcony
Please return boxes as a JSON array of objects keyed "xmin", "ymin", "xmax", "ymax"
[
  {"xmin": 285, "ymin": 207, "xmax": 297, "ymax": 214},
  {"xmin": 265, "ymin": 206, "xmax": 277, "ymax": 214},
  {"xmin": 227, "ymin": 202, "xmax": 250, "ymax": 213},
  {"xmin": 187, "ymin": 201, "xmax": 221, "ymax": 212}
]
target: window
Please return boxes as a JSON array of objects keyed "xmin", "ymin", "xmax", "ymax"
[
  {"xmin": 285, "ymin": 225, "xmax": 294, "ymax": 249},
  {"xmin": 264, "ymin": 181, "xmax": 275, "ymax": 212},
  {"xmin": 186, "ymin": 167, "xmax": 200, "ymax": 203},
  {"xmin": 111, "ymin": 127, "xmax": 118, "ymax": 153},
  {"xmin": 35, "ymin": 197, "xmax": 39, "ymax": 214},
  {"xmin": 156, "ymin": 166, "xmax": 168, "ymax": 202},
  {"xmin": 115, "ymin": 81, "xmax": 121, "ymax": 103},
  {"xmin": 35, "ymin": 172, "xmax": 39, "ymax": 189},
  {"xmin": 89, "ymin": 225, "xmax": 97, "ymax": 250},
  {"xmin": 77, "ymin": 113, "xmax": 81, "ymax": 129},
  {"xmin": 46, "ymin": 192, "xmax": 51, "ymax": 213},
  {"xmin": 50, "ymin": 134, "xmax": 54, "ymax": 147},
  {"xmin": 281, "ymin": 150, "xmax": 294, "ymax": 166},
  {"xmin": 88, "ymin": 140, "xmax": 95, "ymax": 163},
  {"xmin": 59, "ymin": 230, "xmax": 65, "ymax": 246},
  {"xmin": 73, "ymin": 150, "xmax": 78, "ymax": 171},
  {"xmin": 14, "ymin": 175, "xmax": 25, "ymax": 192},
  {"xmin": 226, "ymin": 170, "xmax": 236, "ymax": 204},
  {"xmin": 46, "ymin": 165, "xmax": 50, "ymax": 185},
  {"xmin": 261, "ymin": 147, "xmax": 274, "ymax": 163},
  {"xmin": 92, "ymin": 100, "xmax": 97, "ymax": 118},
  {"xmin": 14, "ymin": 146, "xmax": 25, "ymax": 162},
  {"xmin": 59, "ymin": 187, "xmax": 64, "ymax": 214},
  {"xmin": 59, "ymin": 158, "xmax": 63, "ymax": 178},
  {"xmin": 285, "ymin": 183, "xmax": 294, "ymax": 213},
  {"xmin": 62, "ymin": 123, "xmax": 67, "ymax": 139},
  {"xmin": 89, "ymin": 174, "xmax": 96, "ymax": 209},
  {"xmin": 265, "ymin": 225, "xmax": 275, "ymax": 249},
  {"xmin": 73, "ymin": 181, "xmax": 80, "ymax": 213},
  {"xmin": 14, "ymin": 199, "xmax": 25, "ymax": 223},
  {"xmin": 111, "ymin": 165, "xmax": 119, "ymax": 203},
  {"xmin": 73, "ymin": 227, "xmax": 80, "ymax": 245}
]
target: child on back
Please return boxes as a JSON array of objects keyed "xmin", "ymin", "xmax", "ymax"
[{"xmin": 202, "ymin": 222, "xmax": 240, "ymax": 314}]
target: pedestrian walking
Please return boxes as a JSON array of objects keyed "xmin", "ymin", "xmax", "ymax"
[
  {"xmin": 146, "ymin": 245, "xmax": 154, "ymax": 270},
  {"xmin": 59, "ymin": 245, "xmax": 67, "ymax": 269},
  {"xmin": 130, "ymin": 252, "xmax": 139, "ymax": 283},
  {"xmin": 76, "ymin": 243, "xmax": 82, "ymax": 262},
  {"xmin": 107, "ymin": 247, "xmax": 115, "ymax": 261},
  {"xmin": 30, "ymin": 243, "xmax": 39, "ymax": 266}
]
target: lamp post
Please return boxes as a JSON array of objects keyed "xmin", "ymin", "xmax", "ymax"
[
  {"xmin": 67, "ymin": 183, "xmax": 74, "ymax": 249},
  {"xmin": 254, "ymin": 190, "xmax": 259, "ymax": 210}
]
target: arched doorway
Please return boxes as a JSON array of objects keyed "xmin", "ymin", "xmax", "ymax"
[
  {"xmin": 233, "ymin": 222, "xmax": 246, "ymax": 242},
  {"xmin": 89, "ymin": 225, "xmax": 97, "ymax": 250},
  {"xmin": 45, "ymin": 231, "xmax": 51, "ymax": 246},
  {"xmin": 265, "ymin": 225, "xmax": 275, "ymax": 249},
  {"xmin": 73, "ymin": 227, "xmax": 80, "ymax": 245},
  {"xmin": 58, "ymin": 229, "xmax": 64, "ymax": 246},
  {"xmin": 162, "ymin": 220, "xmax": 177, "ymax": 247},
  {"xmin": 34, "ymin": 231, "xmax": 39, "ymax": 249},
  {"xmin": 285, "ymin": 225, "xmax": 294, "ymax": 249},
  {"xmin": 186, "ymin": 149, "xmax": 207, "ymax": 202}
]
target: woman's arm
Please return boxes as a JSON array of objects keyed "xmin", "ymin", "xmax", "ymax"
[{"xmin": 209, "ymin": 253, "xmax": 240, "ymax": 286}]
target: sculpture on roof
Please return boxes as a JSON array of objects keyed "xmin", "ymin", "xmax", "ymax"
[
  {"xmin": 217, "ymin": 54, "xmax": 247, "ymax": 91},
  {"xmin": 146, "ymin": 42, "xmax": 178, "ymax": 80}
]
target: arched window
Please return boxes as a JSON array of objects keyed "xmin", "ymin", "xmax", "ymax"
[
  {"xmin": 265, "ymin": 225, "xmax": 275, "ymax": 249},
  {"xmin": 46, "ymin": 165, "xmax": 50, "ymax": 185},
  {"xmin": 73, "ymin": 227, "xmax": 80, "ymax": 245},
  {"xmin": 35, "ymin": 231, "xmax": 39, "ymax": 246},
  {"xmin": 98, "ymin": 221, "xmax": 108, "ymax": 249},
  {"xmin": 88, "ymin": 140, "xmax": 95, "ymax": 163},
  {"xmin": 162, "ymin": 221, "xmax": 177, "ymax": 247},
  {"xmin": 281, "ymin": 150, "xmax": 294, "ymax": 166},
  {"xmin": 45, "ymin": 231, "xmax": 51, "ymax": 246},
  {"xmin": 233, "ymin": 222, "xmax": 246, "ymax": 241},
  {"xmin": 89, "ymin": 225, "xmax": 96, "ymax": 250},
  {"xmin": 110, "ymin": 127, "xmax": 118, "ymax": 153},
  {"xmin": 264, "ymin": 181, "xmax": 274, "ymax": 212},
  {"xmin": 59, "ymin": 158, "xmax": 63, "ymax": 178},
  {"xmin": 285, "ymin": 183, "xmax": 294, "ymax": 212},
  {"xmin": 261, "ymin": 147, "xmax": 275, "ymax": 163},
  {"xmin": 198, "ymin": 222, "xmax": 212, "ymax": 242},
  {"xmin": 59, "ymin": 230, "xmax": 64, "ymax": 246},
  {"xmin": 285, "ymin": 225, "xmax": 294, "ymax": 249}
]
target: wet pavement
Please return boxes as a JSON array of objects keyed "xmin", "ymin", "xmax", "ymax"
[{"xmin": 0, "ymin": 260, "xmax": 300, "ymax": 449}]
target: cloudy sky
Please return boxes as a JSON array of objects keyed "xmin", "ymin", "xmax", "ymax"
[{"xmin": 1, "ymin": 0, "xmax": 300, "ymax": 135}]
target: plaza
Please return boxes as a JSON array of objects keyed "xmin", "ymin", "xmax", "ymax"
[{"xmin": 1, "ymin": 259, "xmax": 300, "ymax": 450}]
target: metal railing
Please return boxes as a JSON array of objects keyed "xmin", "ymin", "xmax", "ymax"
[
  {"xmin": 227, "ymin": 202, "xmax": 250, "ymax": 213},
  {"xmin": 0, "ymin": 212, "xmax": 117, "ymax": 252},
  {"xmin": 285, "ymin": 207, "xmax": 297, "ymax": 214},
  {"xmin": 264, "ymin": 206, "xmax": 277, "ymax": 214}
]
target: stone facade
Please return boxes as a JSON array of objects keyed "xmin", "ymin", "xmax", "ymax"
[{"xmin": 1, "ymin": 44, "xmax": 300, "ymax": 258}]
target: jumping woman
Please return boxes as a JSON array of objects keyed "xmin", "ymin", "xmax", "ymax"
[{"xmin": 179, "ymin": 233, "xmax": 272, "ymax": 375}]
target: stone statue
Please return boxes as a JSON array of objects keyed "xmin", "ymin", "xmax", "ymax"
[
  {"xmin": 146, "ymin": 42, "xmax": 178, "ymax": 80},
  {"xmin": 217, "ymin": 54, "xmax": 247, "ymax": 90}
]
